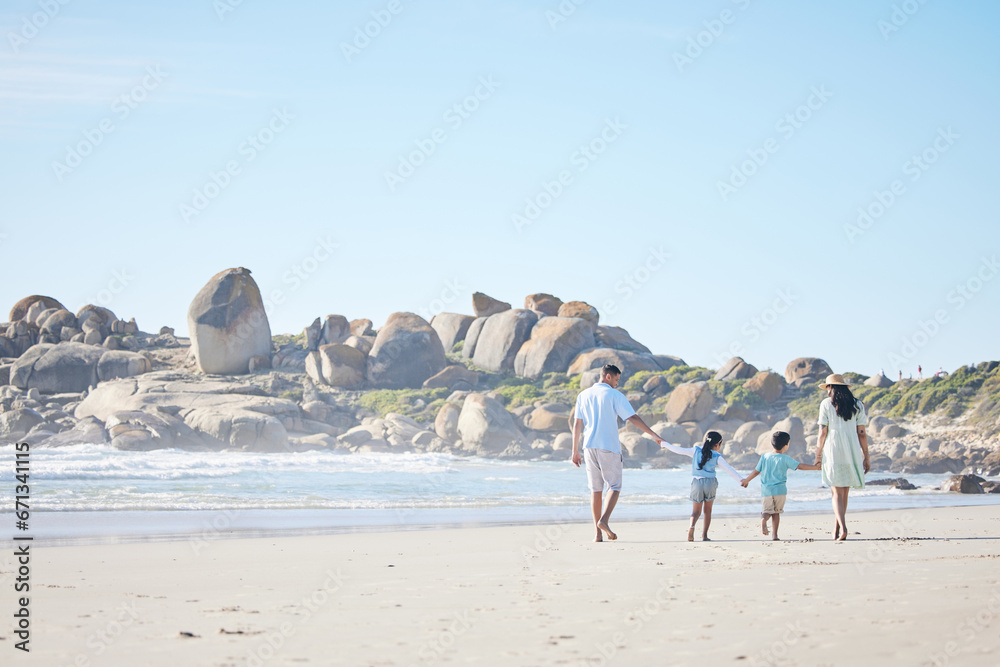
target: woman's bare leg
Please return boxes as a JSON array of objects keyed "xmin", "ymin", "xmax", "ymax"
[
  {"xmin": 832, "ymin": 487, "xmax": 849, "ymax": 540},
  {"xmin": 838, "ymin": 488, "xmax": 850, "ymax": 540}
]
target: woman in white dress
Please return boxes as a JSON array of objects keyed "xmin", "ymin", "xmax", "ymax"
[{"xmin": 813, "ymin": 374, "xmax": 870, "ymax": 541}]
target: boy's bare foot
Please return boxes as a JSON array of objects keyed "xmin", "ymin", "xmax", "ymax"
[
  {"xmin": 687, "ymin": 527, "xmax": 695, "ymax": 542},
  {"xmin": 597, "ymin": 521, "xmax": 617, "ymax": 541},
  {"xmin": 772, "ymin": 536, "xmax": 780, "ymax": 541},
  {"xmin": 701, "ymin": 535, "xmax": 711, "ymax": 541},
  {"xmin": 762, "ymin": 518, "xmax": 769, "ymax": 536}
]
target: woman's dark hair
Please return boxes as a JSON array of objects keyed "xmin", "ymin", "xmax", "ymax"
[
  {"xmin": 698, "ymin": 431, "xmax": 723, "ymax": 470},
  {"xmin": 830, "ymin": 384, "xmax": 859, "ymax": 421}
]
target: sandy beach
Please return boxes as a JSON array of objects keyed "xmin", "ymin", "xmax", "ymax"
[{"xmin": 3, "ymin": 504, "xmax": 997, "ymax": 666}]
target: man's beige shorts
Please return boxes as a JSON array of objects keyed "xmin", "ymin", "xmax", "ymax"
[
  {"xmin": 584, "ymin": 448, "xmax": 622, "ymax": 492},
  {"xmin": 762, "ymin": 495, "xmax": 786, "ymax": 514}
]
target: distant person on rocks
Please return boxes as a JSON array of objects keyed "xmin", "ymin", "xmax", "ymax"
[
  {"xmin": 814, "ymin": 374, "xmax": 870, "ymax": 541},
  {"xmin": 898, "ymin": 370, "xmax": 903, "ymax": 382},
  {"xmin": 918, "ymin": 365, "xmax": 923, "ymax": 379},
  {"xmin": 571, "ymin": 364, "xmax": 664, "ymax": 542}
]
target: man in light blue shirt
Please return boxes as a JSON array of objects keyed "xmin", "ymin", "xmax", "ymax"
[{"xmin": 572, "ymin": 364, "xmax": 664, "ymax": 542}]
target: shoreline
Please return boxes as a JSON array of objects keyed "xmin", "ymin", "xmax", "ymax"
[
  {"xmin": 16, "ymin": 504, "xmax": 1000, "ymax": 666},
  {"xmin": 9, "ymin": 494, "xmax": 998, "ymax": 548}
]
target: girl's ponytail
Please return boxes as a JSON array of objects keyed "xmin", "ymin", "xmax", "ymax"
[{"xmin": 698, "ymin": 431, "xmax": 722, "ymax": 470}]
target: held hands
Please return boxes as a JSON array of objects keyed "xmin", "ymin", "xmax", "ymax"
[{"xmin": 740, "ymin": 478, "xmax": 749, "ymax": 488}]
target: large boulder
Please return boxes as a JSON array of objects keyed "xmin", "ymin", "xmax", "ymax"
[
  {"xmin": 472, "ymin": 309, "xmax": 538, "ymax": 373},
  {"xmin": 472, "ymin": 292, "xmax": 511, "ymax": 317},
  {"xmin": 461, "ymin": 317, "xmax": 488, "ymax": 359},
  {"xmin": 567, "ymin": 348, "xmax": 661, "ymax": 384},
  {"xmin": 0, "ymin": 408, "xmax": 45, "ymax": 441},
  {"xmin": 594, "ymin": 326, "xmax": 650, "ymax": 354},
  {"xmin": 188, "ymin": 267, "xmax": 272, "ymax": 375},
  {"xmin": 524, "ymin": 293, "xmax": 563, "ymax": 317},
  {"xmin": 430, "ymin": 313, "xmax": 476, "ymax": 352},
  {"xmin": 942, "ymin": 474, "xmax": 984, "ymax": 494},
  {"xmin": 105, "ymin": 409, "xmax": 201, "ymax": 451},
  {"xmin": 745, "ymin": 371, "xmax": 786, "ymax": 403},
  {"xmin": 727, "ymin": 421, "xmax": 770, "ymax": 457},
  {"xmin": 367, "ymin": 312, "xmax": 447, "ymax": 389},
  {"xmin": 864, "ymin": 372, "xmax": 894, "ymax": 388},
  {"xmin": 524, "ymin": 403, "xmax": 571, "ymax": 432},
  {"xmin": 308, "ymin": 344, "xmax": 366, "ymax": 388},
  {"xmin": 664, "ymin": 381, "xmax": 714, "ymax": 423},
  {"xmin": 652, "ymin": 355, "xmax": 686, "ymax": 371},
  {"xmin": 39, "ymin": 309, "xmax": 77, "ymax": 335},
  {"xmin": 714, "ymin": 357, "xmax": 758, "ymax": 382},
  {"xmin": 514, "ymin": 317, "xmax": 595, "ymax": 379},
  {"xmin": 11, "ymin": 343, "xmax": 149, "ymax": 393},
  {"xmin": 457, "ymin": 393, "xmax": 524, "ymax": 454},
  {"xmin": 785, "ymin": 357, "xmax": 833, "ymax": 386},
  {"xmin": 9, "ymin": 295, "xmax": 65, "ymax": 322},
  {"xmin": 557, "ymin": 301, "xmax": 599, "ymax": 329},
  {"xmin": 434, "ymin": 402, "xmax": 462, "ymax": 442},
  {"xmin": 319, "ymin": 315, "xmax": 350, "ymax": 346}
]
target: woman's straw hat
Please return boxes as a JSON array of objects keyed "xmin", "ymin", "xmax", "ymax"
[{"xmin": 820, "ymin": 373, "xmax": 850, "ymax": 388}]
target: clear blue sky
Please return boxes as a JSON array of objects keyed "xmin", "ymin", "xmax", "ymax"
[{"xmin": 2, "ymin": 0, "xmax": 997, "ymax": 377}]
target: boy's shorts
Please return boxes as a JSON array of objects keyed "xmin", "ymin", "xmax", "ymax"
[
  {"xmin": 690, "ymin": 477, "xmax": 719, "ymax": 503},
  {"xmin": 584, "ymin": 448, "xmax": 623, "ymax": 492},
  {"xmin": 762, "ymin": 495, "xmax": 786, "ymax": 514}
]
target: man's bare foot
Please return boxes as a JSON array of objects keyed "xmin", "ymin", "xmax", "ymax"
[
  {"xmin": 597, "ymin": 521, "xmax": 617, "ymax": 541},
  {"xmin": 687, "ymin": 527, "xmax": 695, "ymax": 542},
  {"xmin": 702, "ymin": 535, "xmax": 711, "ymax": 541}
]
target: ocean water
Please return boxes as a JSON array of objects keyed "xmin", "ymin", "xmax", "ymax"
[{"xmin": 2, "ymin": 444, "xmax": 997, "ymax": 543}]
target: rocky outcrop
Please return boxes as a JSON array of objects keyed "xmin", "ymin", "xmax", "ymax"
[
  {"xmin": 472, "ymin": 292, "xmax": 511, "ymax": 317},
  {"xmin": 434, "ymin": 402, "xmax": 461, "ymax": 442},
  {"xmin": 188, "ymin": 268, "xmax": 272, "ymax": 375},
  {"xmin": 472, "ymin": 309, "xmax": 538, "ymax": 373},
  {"xmin": 784, "ymin": 357, "xmax": 833, "ymax": 387},
  {"xmin": 524, "ymin": 293, "xmax": 563, "ymax": 317},
  {"xmin": 367, "ymin": 312, "xmax": 446, "ymax": 389},
  {"xmin": 745, "ymin": 371, "xmax": 785, "ymax": 403},
  {"xmin": 942, "ymin": 474, "xmax": 984, "ymax": 494},
  {"xmin": 864, "ymin": 372, "xmax": 894, "ymax": 388},
  {"xmin": 514, "ymin": 317, "xmax": 595, "ymax": 379},
  {"xmin": 664, "ymin": 381, "xmax": 714, "ymax": 423},
  {"xmin": 715, "ymin": 356, "xmax": 758, "ymax": 381},
  {"xmin": 430, "ymin": 313, "xmax": 476, "ymax": 352},
  {"xmin": 74, "ymin": 371, "xmax": 298, "ymax": 451},
  {"xmin": 11, "ymin": 343, "xmax": 150, "ymax": 393},
  {"xmin": 9, "ymin": 295, "xmax": 65, "ymax": 322}
]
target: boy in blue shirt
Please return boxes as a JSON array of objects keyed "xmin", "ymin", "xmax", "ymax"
[{"xmin": 741, "ymin": 431, "xmax": 820, "ymax": 540}]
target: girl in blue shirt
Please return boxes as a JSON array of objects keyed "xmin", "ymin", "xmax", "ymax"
[{"xmin": 661, "ymin": 431, "xmax": 743, "ymax": 542}]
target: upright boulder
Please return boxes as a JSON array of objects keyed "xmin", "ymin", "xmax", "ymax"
[
  {"xmin": 457, "ymin": 393, "xmax": 523, "ymax": 454},
  {"xmin": 714, "ymin": 357, "xmax": 758, "ymax": 381},
  {"xmin": 321, "ymin": 315, "xmax": 350, "ymax": 345},
  {"xmin": 430, "ymin": 313, "xmax": 476, "ymax": 352},
  {"xmin": 472, "ymin": 309, "xmax": 538, "ymax": 373},
  {"xmin": 514, "ymin": 317, "xmax": 595, "ymax": 379},
  {"xmin": 785, "ymin": 357, "xmax": 833, "ymax": 386},
  {"xmin": 745, "ymin": 371, "xmax": 786, "ymax": 403},
  {"xmin": 524, "ymin": 293, "xmax": 563, "ymax": 317},
  {"xmin": 664, "ymin": 381, "xmax": 714, "ymax": 423},
  {"xmin": 188, "ymin": 268, "xmax": 271, "ymax": 375},
  {"xmin": 9, "ymin": 295, "xmax": 65, "ymax": 322},
  {"xmin": 461, "ymin": 317, "xmax": 488, "ymax": 359},
  {"xmin": 308, "ymin": 344, "xmax": 366, "ymax": 388},
  {"xmin": 367, "ymin": 312, "xmax": 446, "ymax": 388},
  {"xmin": 472, "ymin": 292, "xmax": 511, "ymax": 317},
  {"xmin": 557, "ymin": 301, "xmax": 599, "ymax": 329}
]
